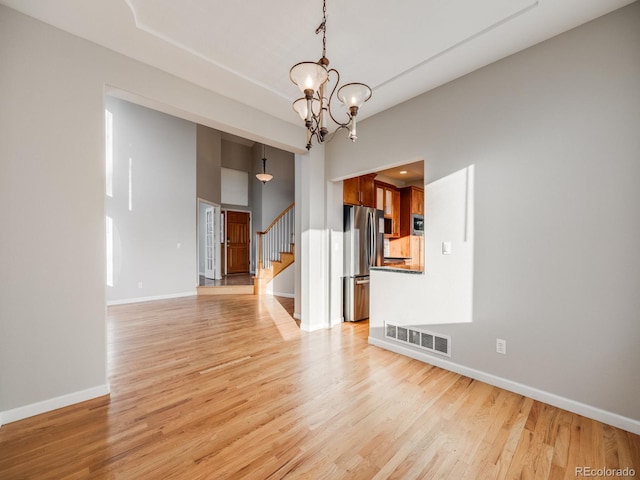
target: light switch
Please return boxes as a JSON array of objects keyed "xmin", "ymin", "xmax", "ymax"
[{"xmin": 442, "ymin": 241, "xmax": 452, "ymax": 255}]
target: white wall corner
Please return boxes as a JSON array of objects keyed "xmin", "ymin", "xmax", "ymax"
[
  {"xmin": 368, "ymin": 336, "xmax": 640, "ymax": 436},
  {"xmin": 328, "ymin": 181, "xmax": 345, "ymax": 330}
]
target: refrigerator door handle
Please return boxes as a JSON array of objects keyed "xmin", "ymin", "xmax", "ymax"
[
  {"xmin": 368, "ymin": 211, "xmax": 372, "ymax": 268},
  {"xmin": 369, "ymin": 210, "xmax": 375, "ymax": 267}
]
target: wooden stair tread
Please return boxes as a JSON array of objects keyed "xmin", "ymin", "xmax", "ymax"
[{"xmin": 255, "ymin": 247, "xmax": 295, "ymax": 295}]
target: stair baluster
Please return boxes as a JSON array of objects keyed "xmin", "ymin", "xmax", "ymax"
[{"xmin": 255, "ymin": 203, "xmax": 295, "ymax": 279}]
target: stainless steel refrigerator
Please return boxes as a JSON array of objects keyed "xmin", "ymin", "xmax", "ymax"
[{"xmin": 343, "ymin": 205, "xmax": 384, "ymax": 322}]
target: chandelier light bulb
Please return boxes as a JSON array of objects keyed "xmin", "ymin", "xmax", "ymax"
[
  {"xmin": 337, "ymin": 83, "xmax": 372, "ymax": 109},
  {"xmin": 290, "ymin": 62, "xmax": 328, "ymax": 96},
  {"xmin": 293, "ymin": 98, "xmax": 321, "ymax": 122}
]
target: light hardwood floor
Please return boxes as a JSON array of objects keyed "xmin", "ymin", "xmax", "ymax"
[{"xmin": 1, "ymin": 295, "xmax": 638, "ymax": 479}]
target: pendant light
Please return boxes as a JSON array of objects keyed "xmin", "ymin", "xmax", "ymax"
[
  {"xmin": 256, "ymin": 144, "xmax": 273, "ymax": 184},
  {"xmin": 290, "ymin": 0, "xmax": 372, "ymax": 150}
]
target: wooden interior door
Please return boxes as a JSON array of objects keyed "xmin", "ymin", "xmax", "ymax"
[{"xmin": 226, "ymin": 211, "xmax": 250, "ymax": 274}]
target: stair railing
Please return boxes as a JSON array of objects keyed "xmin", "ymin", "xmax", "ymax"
[{"xmin": 256, "ymin": 203, "xmax": 295, "ymax": 272}]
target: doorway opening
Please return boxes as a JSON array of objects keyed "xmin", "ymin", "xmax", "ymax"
[
  {"xmin": 197, "ymin": 199, "xmax": 222, "ymax": 286},
  {"xmin": 199, "ymin": 208, "xmax": 253, "ymax": 287},
  {"xmin": 222, "ymin": 209, "xmax": 252, "ymax": 286}
]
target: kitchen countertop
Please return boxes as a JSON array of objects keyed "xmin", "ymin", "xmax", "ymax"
[{"xmin": 371, "ymin": 265, "xmax": 424, "ymax": 274}]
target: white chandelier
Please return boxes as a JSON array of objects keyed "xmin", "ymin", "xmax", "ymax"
[{"xmin": 290, "ymin": 0, "xmax": 372, "ymax": 150}]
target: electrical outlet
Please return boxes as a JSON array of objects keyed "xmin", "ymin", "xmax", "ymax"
[
  {"xmin": 496, "ymin": 338, "xmax": 506, "ymax": 355},
  {"xmin": 138, "ymin": 282, "xmax": 143, "ymax": 289}
]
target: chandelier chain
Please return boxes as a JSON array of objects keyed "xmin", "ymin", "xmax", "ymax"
[{"xmin": 315, "ymin": 0, "xmax": 327, "ymax": 59}]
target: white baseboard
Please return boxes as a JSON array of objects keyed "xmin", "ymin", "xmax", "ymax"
[
  {"xmin": 368, "ymin": 336, "xmax": 640, "ymax": 435},
  {"xmin": 331, "ymin": 317, "xmax": 344, "ymax": 327},
  {"xmin": 107, "ymin": 291, "xmax": 196, "ymax": 306},
  {"xmin": 294, "ymin": 312, "xmax": 301, "ymax": 320},
  {"xmin": 0, "ymin": 383, "xmax": 110, "ymax": 427},
  {"xmin": 272, "ymin": 292, "xmax": 294, "ymax": 298}
]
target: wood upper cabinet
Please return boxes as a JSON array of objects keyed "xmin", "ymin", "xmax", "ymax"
[
  {"xmin": 411, "ymin": 187, "xmax": 424, "ymax": 215},
  {"xmin": 376, "ymin": 185, "xmax": 384, "ymax": 211},
  {"xmin": 400, "ymin": 186, "xmax": 424, "ymax": 237},
  {"xmin": 391, "ymin": 189, "xmax": 400, "ymax": 238},
  {"xmin": 375, "ymin": 181, "xmax": 401, "ymax": 238},
  {"xmin": 343, "ymin": 177, "xmax": 361, "ymax": 205},
  {"xmin": 360, "ymin": 174, "xmax": 376, "ymax": 208},
  {"xmin": 343, "ymin": 174, "xmax": 376, "ymax": 208}
]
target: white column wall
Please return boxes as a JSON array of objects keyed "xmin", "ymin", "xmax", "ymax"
[{"xmin": 295, "ymin": 146, "xmax": 331, "ymax": 332}]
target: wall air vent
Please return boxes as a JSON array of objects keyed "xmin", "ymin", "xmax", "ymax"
[{"xmin": 384, "ymin": 322, "xmax": 451, "ymax": 357}]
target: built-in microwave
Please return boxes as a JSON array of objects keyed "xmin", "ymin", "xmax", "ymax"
[
  {"xmin": 412, "ymin": 214, "xmax": 424, "ymax": 235},
  {"xmin": 383, "ymin": 217, "xmax": 393, "ymax": 235}
]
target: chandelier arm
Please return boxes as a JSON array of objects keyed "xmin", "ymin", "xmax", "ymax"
[
  {"xmin": 325, "ymin": 69, "xmax": 351, "ymax": 128},
  {"xmin": 310, "ymin": 125, "xmax": 325, "ymax": 148}
]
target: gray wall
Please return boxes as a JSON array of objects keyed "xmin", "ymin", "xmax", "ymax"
[
  {"xmin": 105, "ymin": 97, "xmax": 196, "ymax": 303},
  {"xmin": 252, "ymin": 145, "xmax": 295, "ymax": 232},
  {"xmin": 328, "ymin": 3, "xmax": 640, "ymax": 421},
  {"xmin": 221, "ymin": 140, "xmax": 253, "ymax": 209},
  {"xmin": 196, "ymin": 125, "xmax": 222, "ymax": 205},
  {"xmin": 0, "ymin": 5, "xmax": 301, "ymax": 419}
]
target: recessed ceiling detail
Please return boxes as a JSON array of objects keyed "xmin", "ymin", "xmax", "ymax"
[
  {"xmin": 376, "ymin": 0, "xmax": 539, "ymax": 89},
  {"xmin": 124, "ymin": 0, "xmax": 537, "ymax": 101},
  {"xmin": 1, "ymin": 0, "xmax": 634, "ymax": 127}
]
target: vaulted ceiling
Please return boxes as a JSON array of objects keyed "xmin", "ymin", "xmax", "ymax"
[{"xmin": 1, "ymin": 0, "xmax": 634, "ymax": 127}]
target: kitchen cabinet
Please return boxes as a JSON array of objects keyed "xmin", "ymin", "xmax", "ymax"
[
  {"xmin": 391, "ymin": 189, "xmax": 400, "ymax": 238},
  {"xmin": 388, "ymin": 235, "xmax": 423, "ymax": 269},
  {"xmin": 400, "ymin": 186, "xmax": 424, "ymax": 237},
  {"xmin": 375, "ymin": 181, "xmax": 400, "ymax": 238},
  {"xmin": 411, "ymin": 187, "xmax": 424, "ymax": 215},
  {"xmin": 343, "ymin": 174, "xmax": 376, "ymax": 207}
]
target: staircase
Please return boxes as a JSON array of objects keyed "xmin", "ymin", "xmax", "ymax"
[{"xmin": 254, "ymin": 203, "xmax": 295, "ymax": 295}]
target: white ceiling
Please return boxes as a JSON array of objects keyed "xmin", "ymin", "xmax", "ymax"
[
  {"xmin": 2, "ymin": 0, "xmax": 634, "ymax": 127},
  {"xmin": 376, "ymin": 161, "xmax": 425, "ymax": 185}
]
